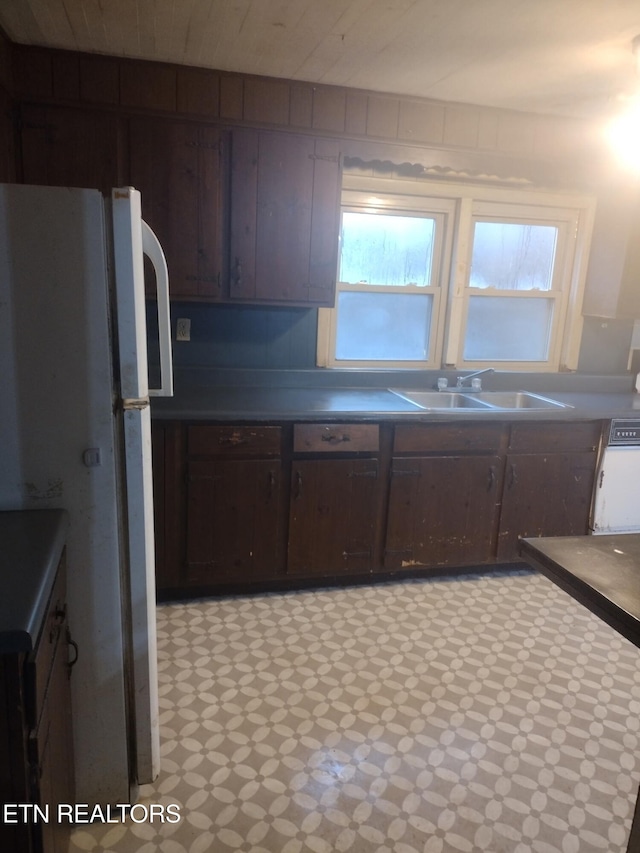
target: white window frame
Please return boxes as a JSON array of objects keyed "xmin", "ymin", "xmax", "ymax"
[
  {"xmin": 318, "ymin": 174, "xmax": 596, "ymax": 372},
  {"xmin": 318, "ymin": 191, "xmax": 456, "ymax": 369}
]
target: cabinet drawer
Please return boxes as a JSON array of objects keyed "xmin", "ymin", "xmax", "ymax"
[
  {"xmin": 294, "ymin": 423, "xmax": 379, "ymax": 453},
  {"xmin": 508, "ymin": 421, "xmax": 602, "ymax": 453},
  {"xmin": 188, "ymin": 425, "xmax": 282, "ymax": 457},
  {"xmin": 394, "ymin": 422, "xmax": 505, "ymax": 453},
  {"xmin": 25, "ymin": 561, "xmax": 67, "ymax": 729}
]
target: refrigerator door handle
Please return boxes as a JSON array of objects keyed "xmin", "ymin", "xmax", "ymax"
[{"xmin": 142, "ymin": 220, "xmax": 173, "ymax": 398}]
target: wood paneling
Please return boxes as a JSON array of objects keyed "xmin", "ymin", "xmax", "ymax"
[
  {"xmin": 79, "ymin": 55, "xmax": 119, "ymax": 104},
  {"xmin": 177, "ymin": 67, "xmax": 220, "ymax": 117},
  {"xmin": 397, "ymin": 100, "xmax": 445, "ymax": 144},
  {"xmin": 20, "ymin": 104, "xmax": 119, "ymax": 192},
  {"xmin": 244, "ymin": 77, "xmax": 289, "ymax": 125},
  {"xmin": 51, "ymin": 52, "xmax": 80, "ymax": 101},
  {"xmin": 443, "ymin": 106, "xmax": 480, "ymax": 149},
  {"xmin": 289, "ymin": 84, "xmax": 312, "ymax": 128},
  {"xmin": 345, "ymin": 92, "xmax": 368, "ymax": 135},
  {"xmin": 312, "ymin": 88, "xmax": 346, "ymax": 133},
  {"xmin": 219, "ymin": 74, "xmax": 244, "ymax": 119},
  {"xmin": 8, "ymin": 42, "xmax": 600, "ymax": 180},
  {"xmin": 13, "ymin": 46, "xmax": 53, "ymax": 99},
  {"xmin": 120, "ymin": 60, "xmax": 176, "ymax": 112},
  {"xmin": 366, "ymin": 95, "xmax": 399, "ymax": 139}
]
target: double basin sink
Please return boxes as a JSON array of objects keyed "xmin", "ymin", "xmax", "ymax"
[{"xmin": 389, "ymin": 389, "xmax": 573, "ymax": 412}]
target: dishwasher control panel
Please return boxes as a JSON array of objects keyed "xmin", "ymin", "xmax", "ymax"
[{"xmin": 609, "ymin": 419, "xmax": 640, "ymax": 446}]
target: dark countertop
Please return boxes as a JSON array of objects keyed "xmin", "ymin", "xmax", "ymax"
[
  {"xmin": 519, "ymin": 534, "xmax": 640, "ymax": 650},
  {"xmin": 151, "ymin": 382, "xmax": 640, "ymax": 423},
  {"xmin": 0, "ymin": 509, "xmax": 69, "ymax": 654}
]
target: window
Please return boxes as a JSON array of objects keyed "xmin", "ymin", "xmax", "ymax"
[{"xmin": 318, "ymin": 176, "xmax": 595, "ymax": 372}]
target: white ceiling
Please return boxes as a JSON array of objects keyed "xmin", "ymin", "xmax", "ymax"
[{"xmin": 2, "ymin": 0, "xmax": 640, "ymax": 119}]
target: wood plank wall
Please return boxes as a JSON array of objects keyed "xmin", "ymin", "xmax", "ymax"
[
  {"xmin": 9, "ymin": 43, "xmax": 602, "ymax": 187},
  {"xmin": 0, "ymin": 28, "xmax": 15, "ymax": 182}
]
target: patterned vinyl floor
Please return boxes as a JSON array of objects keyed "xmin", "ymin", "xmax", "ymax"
[{"xmin": 68, "ymin": 569, "xmax": 640, "ymax": 853}]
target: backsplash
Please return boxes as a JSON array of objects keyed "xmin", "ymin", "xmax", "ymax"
[
  {"xmin": 146, "ymin": 301, "xmax": 318, "ymax": 372},
  {"xmin": 146, "ymin": 301, "xmax": 635, "ymax": 390}
]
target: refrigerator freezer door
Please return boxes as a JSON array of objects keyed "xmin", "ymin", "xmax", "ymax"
[
  {"xmin": 121, "ymin": 403, "xmax": 160, "ymax": 783},
  {"xmin": 111, "ymin": 187, "xmax": 173, "ymax": 400}
]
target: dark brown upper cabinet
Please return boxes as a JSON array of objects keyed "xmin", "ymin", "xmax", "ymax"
[
  {"xmin": 128, "ymin": 117, "xmax": 227, "ymax": 300},
  {"xmin": 229, "ymin": 129, "xmax": 341, "ymax": 306}
]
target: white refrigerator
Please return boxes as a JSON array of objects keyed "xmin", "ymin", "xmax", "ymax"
[{"xmin": 0, "ymin": 183, "xmax": 173, "ymax": 806}]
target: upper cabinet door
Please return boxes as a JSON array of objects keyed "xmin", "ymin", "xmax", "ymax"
[
  {"xmin": 128, "ymin": 117, "xmax": 226, "ymax": 300},
  {"xmin": 230, "ymin": 129, "xmax": 341, "ymax": 306},
  {"xmin": 20, "ymin": 105, "xmax": 119, "ymax": 193}
]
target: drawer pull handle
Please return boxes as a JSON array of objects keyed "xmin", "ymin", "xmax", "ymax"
[
  {"xmin": 219, "ymin": 434, "xmax": 248, "ymax": 446},
  {"xmin": 487, "ymin": 465, "xmax": 496, "ymax": 492},
  {"xmin": 321, "ymin": 434, "xmax": 351, "ymax": 444}
]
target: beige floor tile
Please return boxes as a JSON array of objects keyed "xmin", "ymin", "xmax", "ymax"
[{"xmin": 69, "ymin": 570, "xmax": 640, "ymax": 852}]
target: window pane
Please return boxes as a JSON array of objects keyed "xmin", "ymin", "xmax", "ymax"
[
  {"xmin": 336, "ymin": 292, "xmax": 432, "ymax": 361},
  {"xmin": 463, "ymin": 296, "xmax": 553, "ymax": 361},
  {"xmin": 340, "ymin": 212, "xmax": 434, "ymax": 286},
  {"xmin": 470, "ymin": 222, "xmax": 557, "ymax": 291}
]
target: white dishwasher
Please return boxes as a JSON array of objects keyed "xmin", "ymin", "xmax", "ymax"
[{"xmin": 591, "ymin": 419, "xmax": 640, "ymax": 534}]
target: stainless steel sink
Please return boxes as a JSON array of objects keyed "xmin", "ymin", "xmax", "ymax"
[
  {"xmin": 473, "ymin": 391, "xmax": 573, "ymax": 410},
  {"xmin": 389, "ymin": 389, "xmax": 573, "ymax": 412},
  {"xmin": 389, "ymin": 390, "xmax": 496, "ymax": 410}
]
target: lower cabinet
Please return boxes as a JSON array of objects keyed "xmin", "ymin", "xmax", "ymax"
[
  {"xmin": 183, "ymin": 425, "xmax": 285, "ymax": 586},
  {"xmin": 288, "ymin": 423, "xmax": 381, "ymax": 577},
  {"xmin": 385, "ymin": 455, "xmax": 503, "ymax": 569},
  {"xmin": 152, "ymin": 417, "xmax": 604, "ymax": 596},
  {"xmin": 385, "ymin": 422, "xmax": 505, "ymax": 570},
  {"xmin": 496, "ymin": 422, "xmax": 601, "ymax": 561},
  {"xmin": 0, "ymin": 549, "xmax": 75, "ymax": 853},
  {"xmin": 288, "ymin": 458, "xmax": 379, "ymax": 576},
  {"xmin": 186, "ymin": 458, "xmax": 284, "ymax": 583}
]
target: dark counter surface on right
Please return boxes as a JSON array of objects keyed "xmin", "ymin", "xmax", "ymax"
[{"xmin": 519, "ymin": 534, "xmax": 640, "ymax": 650}]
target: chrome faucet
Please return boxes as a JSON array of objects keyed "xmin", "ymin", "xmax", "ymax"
[{"xmin": 456, "ymin": 368, "xmax": 495, "ymax": 389}]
